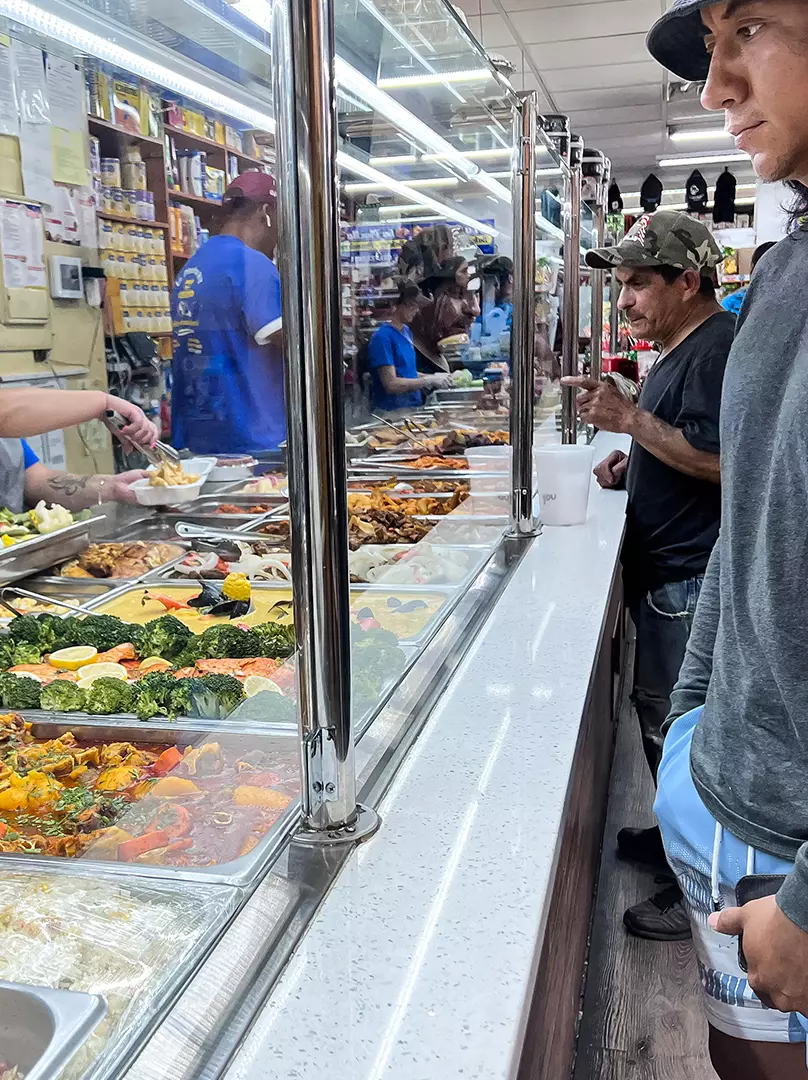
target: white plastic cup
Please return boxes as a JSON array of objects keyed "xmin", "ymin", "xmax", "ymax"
[{"xmin": 534, "ymin": 444, "xmax": 594, "ymax": 526}]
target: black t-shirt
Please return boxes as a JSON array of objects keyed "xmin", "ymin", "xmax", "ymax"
[{"xmin": 624, "ymin": 311, "xmax": 735, "ymax": 592}]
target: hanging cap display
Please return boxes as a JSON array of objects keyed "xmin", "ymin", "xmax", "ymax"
[
  {"xmin": 608, "ymin": 181, "xmax": 624, "ymax": 213},
  {"xmin": 646, "ymin": 0, "xmax": 715, "ymax": 81},
  {"xmin": 713, "ymin": 167, "xmax": 737, "ymax": 224},
  {"xmin": 686, "ymin": 169, "xmax": 709, "ymax": 213},
  {"xmin": 222, "ymin": 170, "xmax": 277, "ymax": 209},
  {"xmin": 640, "ymin": 173, "xmax": 664, "ymax": 213},
  {"xmin": 585, "ymin": 209, "xmax": 722, "ymax": 274}
]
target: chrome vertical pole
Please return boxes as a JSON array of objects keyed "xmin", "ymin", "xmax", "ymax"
[
  {"xmin": 271, "ymin": 0, "xmax": 378, "ymax": 843},
  {"xmin": 609, "ymin": 271, "xmax": 620, "ymax": 354},
  {"xmin": 590, "ymin": 202, "xmax": 606, "ymax": 385},
  {"xmin": 561, "ymin": 142, "xmax": 582, "ymax": 444},
  {"xmin": 509, "ymin": 91, "xmax": 539, "ymax": 538}
]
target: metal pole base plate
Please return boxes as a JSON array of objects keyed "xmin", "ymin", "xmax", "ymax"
[{"xmin": 295, "ymin": 803, "xmax": 381, "ymax": 847}]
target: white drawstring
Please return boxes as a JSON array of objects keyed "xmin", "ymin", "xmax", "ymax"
[
  {"xmin": 711, "ymin": 821, "xmax": 724, "ymax": 911},
  {"xmin": 746, "ymin": 846, "xmax": 755, "ymax": 877}
]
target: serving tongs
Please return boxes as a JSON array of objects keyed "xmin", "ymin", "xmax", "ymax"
[
  {"xmin": 0, "ymin": 586, "xmax": 89, "ymax": 619},
  {"xmin": 370, "ymin": 413, "xmax": 435, "ymax": 455},
  {"xmin": 174, "ymin": 521, "xmax": 289, "ymax": 560},
  {"xmin": 104, "ymin": 411, "xmax": 181, "ymax": 466}
]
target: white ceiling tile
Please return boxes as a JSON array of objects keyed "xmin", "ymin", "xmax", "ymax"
[
  {"xmin": 566, "ymin": 103, "xmax": 662, "ymax": 127},
  {"xmin": 475, "ymin": 12, "xmax": 517, "ymax": 46},
  {"xmin": 528, "ymin": 32, "xmax": 648, "ymax": 70},
  {"xmin": 544, "ymin": 59, "xmax": 660, "ymax": 92},
  {"xmin": 505, "ymin": 0, "xmax": 654, "ymax": 39},
  {"xmin": 552, "ymin": 84, "xmax": 661, "ymax": 112}
]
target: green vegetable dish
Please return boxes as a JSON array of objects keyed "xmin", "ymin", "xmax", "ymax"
[{"xmin": 0, "ymin": 613, "xmax": 405, "ymax": 726}]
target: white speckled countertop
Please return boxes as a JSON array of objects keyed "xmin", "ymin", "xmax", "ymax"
[{"xmin": 225, "ymin": 433, "xmax": 630, "ymax": 1080}]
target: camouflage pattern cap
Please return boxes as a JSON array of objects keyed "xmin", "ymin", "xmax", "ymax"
[{"xmin": 585, "ymin": 210, "xmax": 723, "ymax": 275}]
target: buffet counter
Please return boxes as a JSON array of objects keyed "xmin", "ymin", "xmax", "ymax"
[{"xmin": 219, "ymin": 432, "xmax": 631, "ymax": 1080}]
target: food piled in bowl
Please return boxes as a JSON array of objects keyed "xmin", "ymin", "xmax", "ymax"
[{"xmin": 148, "ymin": 461, "xmax": 199, "ymax": 487}]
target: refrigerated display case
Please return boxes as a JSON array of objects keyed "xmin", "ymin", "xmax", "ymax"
[{"xmin": 0, "ymin": 0, "xmax": 611, "ymax": 1073}]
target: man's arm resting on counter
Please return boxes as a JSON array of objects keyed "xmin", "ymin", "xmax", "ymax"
[
  {"xmin": 24, "ymin": 463, "xmax": 118, "ymax": 512},
  {"xmin": 625, "ymin": 408, "xmax": 720, "ymax": 483},
  {"xmin": 664, "ymin": 542, "xmax": 721, "ymax": 733}
]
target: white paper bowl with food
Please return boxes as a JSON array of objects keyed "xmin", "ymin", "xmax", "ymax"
[
  {"xmin": 131, "ymin": 477, "xmax": 203, "ymax": 506},
  {"xmin": 132, "ymin": 457, "xmax": 209, "ymax": 506},
  {"xmin": 206, "ymin": 455, "xmax": 258, "ymax": 482}
]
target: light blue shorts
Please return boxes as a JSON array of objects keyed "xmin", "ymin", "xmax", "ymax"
[{"xmin": 655, "ymin": 706, "xmax": 808, "ymax": 1047}]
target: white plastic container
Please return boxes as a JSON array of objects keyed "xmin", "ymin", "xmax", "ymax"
[
  {"xmin": 130, "ymin": 477, "xmax": 202, "ymax": 506},
  {"xmin": 206, "ymin": 457, "xmax": 258, "ymax": 482},
  {"xmin": 534, "ymin": 444, "xmax": 594, "ymax": 526}
]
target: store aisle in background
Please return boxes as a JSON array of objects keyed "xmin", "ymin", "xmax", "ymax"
[{"xmin": 574, "ymin": 657, "xmax": 717, "ymax": 1080}]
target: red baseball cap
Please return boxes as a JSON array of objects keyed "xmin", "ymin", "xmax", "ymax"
[{"xmin": 222, "ymin": 170, "xmax": 277, "ymax": 208}]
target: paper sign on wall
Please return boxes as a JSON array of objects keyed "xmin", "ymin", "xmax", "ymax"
[
  {"xmin": 0, "ymin": 198, "xmax": 46, "ymax": 288},
  {"xmin": 11, "ymin": 39, "xmax": 48, "ymax": 124},
  {"xmin": 0, "ymin": 38, "xmax": 18, "ymax": 136}
]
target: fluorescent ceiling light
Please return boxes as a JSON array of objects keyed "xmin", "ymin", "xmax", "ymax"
[
  {"xmin": 623, "ymin": 184, "xmax": 757, "ymax": 198},
  {"xmin": 0, "ymin": 0, "xmax": 277, "ymax": 132},
  {"xmin": 669, "ymin": 128, "xmax": 733, "ymax": 142},
  {"xmin": 368, "ymin": 154, "xmax": 417, "ymax": 166},
  {"xmin": 377, "ymin": 68, "xmax": 493, "ymax": 89},
  {"xmin": 345, "ymin": 177, "xmax": 459, "ymax": 191},
  {"xmin": 658, "ymin": 152, "xmax": 749, "ymax": 167},
  {"xmin": 339, "ymin": 154, "xmax": 499, "ymax": 235},
  {"xmin": 378, "ymin": 203, "xmax": 432, "ymax": 213},
  {"xmin": 422, "ymin": 147, "xmax": 511, "ymax": 162}
]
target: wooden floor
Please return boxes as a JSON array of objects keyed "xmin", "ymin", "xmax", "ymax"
[{"xmin": 573, "ymin": 689, "xmax": 718, "ymax": 1080}]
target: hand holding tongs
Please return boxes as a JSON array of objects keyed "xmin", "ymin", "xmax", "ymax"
[{"xmin": 104, "ymin": 411, "xmax": 180, "ymax": 466}]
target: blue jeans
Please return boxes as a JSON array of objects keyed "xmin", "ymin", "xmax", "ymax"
[{"xmin": 630, "ymin": 574, "xmax": 704, "ymax": 777}]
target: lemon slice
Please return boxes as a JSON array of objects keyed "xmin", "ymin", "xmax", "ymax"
[
  {"xmin": 243, "ymin": 675, "xmax": 284, "ymax": 698},
  {"xmin": 139, "ymin": 656, "xmax": 172, "ymax": 673},
  {"xmin": 77, "ymin": 662, "xmax": 128, "ymax": 682},
  {"xmin": 49, "ymin": 645, "xmax": 98, "ymax": 670}
]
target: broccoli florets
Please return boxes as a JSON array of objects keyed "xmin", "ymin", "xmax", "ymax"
[
  {"xmin": 74, "ymin": 615, "xmax": 137, "ymax": 653},
  {"xmin": 230, "ymin": 688, "xmax": 296, "ymax": 725},
  {"xmin": 11, "ymin": 642, "xmax": 43, "ymax": 665},
  {"xmin": 166, "ymin": 677, "xmax": 194, "ymax": 720},
  {"xmin": 1, "ymin": 675, "xmax": 42, "ymax": 710},
  {"xmin": 40, "ymin": 680, "xmax": 87, "ymax": 713},
  {"xmin": 252, "ymin": 622, "xmax": 296, "ymax": 660},
  {"xmin": 188, "ymin": 674, "xmax": 245, "ymax": 720},
  {"xmin": 132, "ymin": 672, "xmax": 177, "ymax": 721},
  {"xmin": 7, "ymin": 614, "xmax": 55, "ymax": 652},
  {"xmin": 351, "ymin": 625, "xmax": 406, "ymax": 704},
  {"xmin": 85, "ymin": 677, "xmax": 134, "ymax": 716},
  {"xmin": 135, "ymin": 616, "xmax": 193, "ymax": 662},
  {"xmin": 174, "ymin": 625, "xmax": 261, "ymax": 668}
]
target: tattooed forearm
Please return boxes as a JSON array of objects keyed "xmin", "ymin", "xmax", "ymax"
[{"xmin": 44, "ymin": 474, "xmax": 92, "ymax": 497}]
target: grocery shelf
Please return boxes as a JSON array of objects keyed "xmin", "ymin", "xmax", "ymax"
[
  {"xmin": 97, "ymin": 211, "xmax": 169, "ymax": 229},
  {"xmin": 164, "ymin": 124, "xmax": 269, "ymax": 168},
  {"xmin": 169, "ymin": 190, "xmax": 222, "ymax": 210},
  {"xmin": 88, "ymin": 114, "xmax": 164, "ymax": 147}
]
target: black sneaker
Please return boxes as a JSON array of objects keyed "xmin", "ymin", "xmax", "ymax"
[
  {"xmin": 616, "ymin": 825, "xmax": 666, "ymax": 866},
  {"xmin": 623, "ymin": 884, "xmax": 692, "ymax": 941}
]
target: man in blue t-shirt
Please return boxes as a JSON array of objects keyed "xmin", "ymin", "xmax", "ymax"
[
  {"xmin": 171, "ymin": 172, "xmax": 285, "ymax": 455},
  {"xmin": 368, "ymin": 280, "xmax": 452, "ymax": 412}
]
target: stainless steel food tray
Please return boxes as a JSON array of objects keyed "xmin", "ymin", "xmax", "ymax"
[
  {"xmin": 0, "ymin": 980, "xmax": 106, "ymax": 1080},
  {"xmin": 0, "ymin": 720, "xmax": 300, "ymax": 888},
  {"xmin": 81, "ymin": 579, "xmax": 454, "ymax": 648},
  {"xmin": 169, "ymin": 494, "xmax": 288, "ymax": 513},
  {"xmin": 107, "ymin": 515, "xmax": 196, "ymax": 544},
  {"xmin": 0, "ymin": 519, "xmax": 97, "ymax": 587},
  {"xmin": 430, "ymin": 387, "xmax": 486, "ymax": 404},
  {"xmin": 0, "ymin": 577, "xmax": 122, "ymax": 612}
]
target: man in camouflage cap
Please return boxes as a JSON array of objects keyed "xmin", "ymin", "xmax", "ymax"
[
  {"xmin": 564, "ymin": 208, "xmax": 732, "ymax": 948},
  {"xmin": 586, "ymin": 208, "xmax": 723, "ymax": 276}
]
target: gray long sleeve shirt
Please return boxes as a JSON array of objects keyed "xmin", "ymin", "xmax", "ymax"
[{"xmin": 667, "ymin": 226, "xmax": 808, "ymax": 932}]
